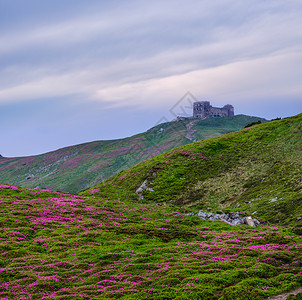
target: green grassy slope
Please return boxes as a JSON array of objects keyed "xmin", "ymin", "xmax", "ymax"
[
  {"xmin": 0, "ymin": 115, "xmax": 263, "ymax": 193},
  {"xmin": 83, "ymin": 114, "xmax": 302, "ymax": 226},
  {"xmin": 0, "ymin": 184, "xmax": 301, "ymax": 299}
]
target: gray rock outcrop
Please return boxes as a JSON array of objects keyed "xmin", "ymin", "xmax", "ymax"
[
  {"xmin": 194, "ymin": 210, "xmax": 260, "ymax": 226},
  {"xmin": 136, "ymin": 180, "xmax": 154, "ymax": 200}
]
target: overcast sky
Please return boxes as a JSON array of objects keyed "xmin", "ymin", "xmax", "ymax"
[{"xmin": 0, "ymin": 0, "xmax": 301, "ymax": 157}]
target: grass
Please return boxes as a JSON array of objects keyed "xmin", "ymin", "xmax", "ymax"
[
  {"xmin": 0, "ymin": 115, "xmax": 264, "ymax": 193},
  {"xmin": 0, "ymin": 184, "xmax": 301, "ymax": 299},
  {"xmin": 83, "ymin": 114, "xmax": 302, "ymax": 227},
  {"xmin": 0, "ymin": 114, "xmax": 301, "ymax": 299}
]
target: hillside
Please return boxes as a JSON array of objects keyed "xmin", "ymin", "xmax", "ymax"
[
  {"xmin": 83, "ymin": 114, "xmax": 302, "ymax": 226},
  {"xmin": 0, "ymin": 114, "xmax": 263, "ymax": 193},
  {"xmin": 0, "ymin": 184, "xmax": 301, "ymax": 299}
]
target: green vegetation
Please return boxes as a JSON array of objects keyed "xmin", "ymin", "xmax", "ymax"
[
  {"xmin": 244, "ymin": 120, "xmax": 262, "ymax": 128},
  {"xmin": 84, "ymin": 114, "xmax": 302, "ymax": 227},
  {"xmin": 0, "ymin": 184, "xmax": 301, "ymax": 299},
  {"xmin": 0, "ymin": 114, "xmax": 301, "ymax": 299},
  {"xmin": 0, "ymin": 115, "xmax": 264, "ymax": 193}
]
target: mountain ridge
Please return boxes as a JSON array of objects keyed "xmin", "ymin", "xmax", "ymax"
[
  {"xmin": 0, "ymin": 114, "xmax": 264, "ymax": 193},
  {"xmin": 83, "ymin": 113, "xmax": 302, "ymax": 226}
]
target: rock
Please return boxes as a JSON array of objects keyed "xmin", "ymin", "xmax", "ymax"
[
  {"xmin": 232, "ymin": 219, "xmax": 243, "ymax": 225},
  {"xmin": 197, "ymin": 211, "xmax": 208, "ymax": 219},
  {"xmin": 136, "ymin": 180, "xmax": 152, "ymax": 200},
  {"xmin": 245, "ymin": 216, "xmax": 255, "ymax": 227},
  {"xmin": 230, "ymin": 213, "xmax": 240, "ymax": 220},
  {"xmin": 194, "ymin": 210, "xmax": 259, "ymax": 226},
  {"xmin": 184, "ymin": 212, "xmax": 195, "ymax": 216},
  {"xmin": 136, "ymin": 180, "xmax": 148, "ymax": 194},
  {"xmin": 297, "ymin": 217, "xmax": 301, "ymax": 221}
]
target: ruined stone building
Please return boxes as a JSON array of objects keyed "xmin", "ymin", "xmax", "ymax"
[{"xmin": 193, "ymin": 101, "xmax": 234, "ymax": 119}]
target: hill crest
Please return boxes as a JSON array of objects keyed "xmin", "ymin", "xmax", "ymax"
[
  {"xmin": 83, "ymin": 114, "xmax": 302, "ymax": 226},
  {"xmin": 0, "ymin": 114, "xmax": 264, "ymax": 193}
]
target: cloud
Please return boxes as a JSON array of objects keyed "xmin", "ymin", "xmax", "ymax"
[
  {"xmin": 2, "ymin": 46, "xmax": 299, "ymax": 110},
  {"xmin": 93, "ymin": 49, "xmax": 302, "ymax": 108},
  {"xmin": 1, "ymin": 0, "xmax": 302, "ymax": 156},
  {"xmin": 0, "ymin": 1, "xmax": 302, "ymax": 109}
]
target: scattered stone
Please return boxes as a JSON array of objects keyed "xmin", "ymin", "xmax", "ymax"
[
  {"xmin": 136, "ymin": 180, "xmax": 154, "ymax": 200},
  {"xmin": 136, "ymin": 180, "xmax": 148, "ymax": 194},
  {"xmin": 232, "ymin": 219, "xmax": 243, "ymax": 225},
  {"xmin": 297, "ymin": 217, "xmax": 301, "ymax": 221},
  {"xmin": 184, "ymin": 212, "xmax": 194, "ymax": 216},
  {"xmin": 193, "ymin": 210, "xmax": 260, "ymax": 226},
  {"xmin": 197, "ymin": 211, "xmax": 209, "ymax": 219},
  {"xmin": 269, "ymin": 197, "xmax": 278, "ymax": 203}
]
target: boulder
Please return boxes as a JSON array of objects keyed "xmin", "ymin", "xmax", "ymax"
[{"xmin": 245, "ymin": 216, "xmax": 255, "ymax": 227}]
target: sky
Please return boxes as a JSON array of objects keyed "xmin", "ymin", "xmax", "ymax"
[{"xmin": 0, "ymin": 0, "xmax": 301, "ymax": 157}]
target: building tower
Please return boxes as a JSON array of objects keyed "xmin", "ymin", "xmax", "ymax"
[
  {"xmin": 193, "ymin": 101, "xmax": 234, "ymax": 119},
  {"xmin": 193, "ymin": 101, "xmax": 211, "ymax": 118}
]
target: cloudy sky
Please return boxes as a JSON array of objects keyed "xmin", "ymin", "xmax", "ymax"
[{"xmin": 0, "ymin": 0, "xmax": 301, "ymax": 157}]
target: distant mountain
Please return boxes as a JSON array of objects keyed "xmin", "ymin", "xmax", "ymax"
[
  {"xmin": 83, "ymin": 114, "xmax": 302, "ymax": 226},
  {"xmin": 0, "ymin": 115, "xmax": 265, "ymax": 193}
]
